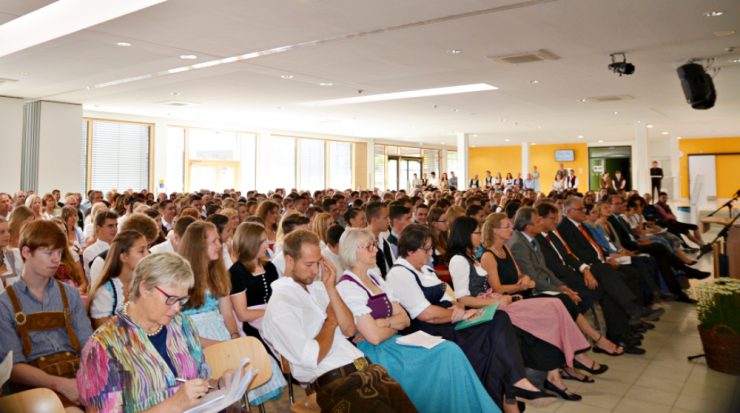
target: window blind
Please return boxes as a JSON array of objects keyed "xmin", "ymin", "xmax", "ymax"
[
  {"xmin": 299, "ymin": 139, "xmax": 325, "ymax": 191},
  {"xmin": 90, "ymin": 120, "xmax": 150, "ymax": 192},
  {"xmin": 329, "ymin": 141, "xmax": 352, "ymax": 190}
]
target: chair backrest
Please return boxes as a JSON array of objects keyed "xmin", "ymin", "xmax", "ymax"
[
  {"xmin": 0, "ymin": 388, "xmax": 66, "ymax": 413},
  {"xmin": 204, "ymin": 336, "xmax": 272, "ymax": 390}
]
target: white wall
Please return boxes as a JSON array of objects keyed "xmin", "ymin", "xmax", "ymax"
[
  {"xmin": 0, "ymin": 96, "xmax": 24, "ymax": 192},
  {"xmin": 37, "ymin": 101, "xmax": 83, "ymax": 194}
]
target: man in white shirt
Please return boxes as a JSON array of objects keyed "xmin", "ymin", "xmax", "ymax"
[
  {"xmin": 365, "ymin": 202, "xmax": 394, "ymax": 278},
  {"xmin": 262, "ymin": 230, "xmax": 415, "ymax": 412},
  {"xmin": 150, "ymin": 215, "xmax": 196, "ymax": 255},
  {"xmin": 0, "ymin": 193, "xmax": 11, "ymax": 220},
  {"xmin": 82, "ymin": 211, "xmax": 118, "ymax": 279},
  {"xmin": 159, "ymin": 199, "xmax": 176, "ymax": 235}
]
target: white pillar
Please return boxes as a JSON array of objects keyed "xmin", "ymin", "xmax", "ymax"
[
  {"xmin": 521, "ymin": 141, "xmax": 530, "ymax": 176},
  {"xmin": 456, "ymin": 133, "xmax": 470, "ymax": 190},
  {"xmin": 0, "ymin": 97, "xmax": 23, "ymax": 191},
  {"xmin": 633, "ymin": 123, "xmax": 650, "ymax": 194},
  {"xmin": 670, "ymin": 137, "xmax": 681, "ymax": 201},
  {"xmin": 440, "ymin": 147, "xmax": 448, "ymax": 175}
]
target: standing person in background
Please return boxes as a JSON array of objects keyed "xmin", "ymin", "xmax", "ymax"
[
  {"xmin": 557, "ymin": 163, "xmax": 567, "ymax": 179},
  {"xmin": 532, "ymin": 166, "xmax": 540, "ymax": 193},
  {"xmin": 566, "ymin": 169, "xmax": 579, "ymax": 191},
  {"xmin": 552, "ymin": 171, "xmax": 566, "ymax": 193},
  {"xmin": 449, "ymin": 171, "xmax": 458, "ymax": 190},
  {"xmin": 469, "ymin": 174, "xmax": 481, "ymax": 189},
  {"xmin": 650, "ymin": 161, "xmax": 663, "ymax": 201},
  {"xmin": 439, "ymin": 172, "xmax": 450, "ymax": 191},
  {"xmin": 484, "ymin": 171, "xmax": 494, "ymax": 189},
  {"xmin": 599, "ymin": 172, "xmax": 612, "ymax": 191},
  {"xmin": 612, "ymin": 171, "xmax": 627, "ymax": 193}
]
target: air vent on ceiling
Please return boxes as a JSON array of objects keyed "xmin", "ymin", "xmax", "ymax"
[
  {"xmin": 586, "ymin": 95, "xmax": 635, "ymax": 102},
  {"xmin": 488, "ymin": 49, "xmax": 560, "ymax": 64},
  {"xmin": 160, "ymin": 100, "xmax": 198, "ymax": 107},
  {"xmin": 0, "ymin": 77, "xmax": 19, "ymax": 85}
]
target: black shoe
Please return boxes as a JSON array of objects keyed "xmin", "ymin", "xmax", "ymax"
[
  {"xmin": 632, "ymin": 324, "xmax": 648, "ymax": 333},
  {"xmin": 629, "ymin": 332, "xmax": 644, "ymax": 340},
  {"xmin": 507, "ymin": 387, "xmax": 557, "ymax": 406},
  {"xmin": 544, "ymin": 380, "xmax": 582, "ymax": 401},
  {"xmin": 628, "ymin": 313, "xmax": 643, "ymax": 327},
  {"xmin": 660, "ymin": 292, "xmax": 677, "ymax": 301},
  {"xmin": 641, "ymin": 321, "xmax": 655, "ymax": 330},
  {"xmin": 574, "ymin": 359, "xmax": 608, "ymax": 375},
  {"xmin": 622, "ymin": 344, "xmax": 646, "ymax": 355},
  {"xmin": 676, "ymin": 294, "xmax": 697, "ymax": 304},
  {"xmin": 683, "ymin": 267, "xmax": 710, "ymax": 280},
  {"xmin": 641, "ymin": 307, "xmax": 665, "ymax": 321}
]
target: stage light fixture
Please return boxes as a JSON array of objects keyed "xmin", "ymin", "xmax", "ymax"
[{"xmin": 608, "ymin": 53, "xmax": 635, "ymax": 76}]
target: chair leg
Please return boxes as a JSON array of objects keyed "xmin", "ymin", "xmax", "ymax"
[{"xmin": 258, "ymin": 404, "xmax": 266, "ymax": 413}]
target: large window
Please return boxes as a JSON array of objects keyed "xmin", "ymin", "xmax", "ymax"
[
  {"xmin": 329, "ymin": 141, "xmax": 353, "ymax": 189},
  {"xmin": 374, "ymin": 144, "xmax": 385, "ymax": 190},
  {"xmin": 86, "ymin": 119, "xmax": 151, "ymax": 192},
  {"xmin": 184, "ymin": 128, "xmax": 256, "ymax": 192},
  {"xmin": 299, "ymin": 139, "xmax": 325, "ymax": 191},
  {"xmin": 374, "ymin": 144, "xmax": 444, "ymax": 190},
  {"xmin": 447, "ymin": 150, "xmax": 458, "ymax": 176},
  {"xmin": 260, "ymin": 136, "xmax": 296, "ymax": 191}
]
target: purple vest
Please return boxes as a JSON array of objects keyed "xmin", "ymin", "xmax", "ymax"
[{"xmin": 338, "ymin": 273, "xmax": 393, "ymax": 319}]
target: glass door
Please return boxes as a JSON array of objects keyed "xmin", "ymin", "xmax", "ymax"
[
  {"xmin": 388, "ymin": 156, "xmax": 422, "ymax": 191},
  {"xmin": 189, "ymin": 161, "xmax": 240, "ymax": 192}
]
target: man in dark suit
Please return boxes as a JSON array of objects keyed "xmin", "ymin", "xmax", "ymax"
[
  {"xmin": 607, "ymin": 194, "xmax": 706, "ymax": 303},
  {"xmin": 535, "ymin": 202, "xmax": 648, "ymax": 354}
]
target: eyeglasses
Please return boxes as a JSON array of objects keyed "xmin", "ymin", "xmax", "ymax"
[
  {"xmin": 420, "ymin": 244, "xmax": 434, "ymax": 253},
  {"xmin": 358, "ymin": 243, "xmax": 378, "ymax": 252},
  {"xmin": 154, "ymin": 286, "xmax": 190, "ymax": 307}
]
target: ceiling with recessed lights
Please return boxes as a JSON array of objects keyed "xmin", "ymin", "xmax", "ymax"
[{"xmin": 0, "ymin": 0, "xmax": 739, "ymax": 147}]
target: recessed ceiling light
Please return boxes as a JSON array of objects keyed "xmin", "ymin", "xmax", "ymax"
[
  {"xmin": 319, "ymin": 82, "xmax": 333, "ymax": 86},
  {"xmin": 116, "ymin": 42, "xmax": 132, "ymax": 47},
  {"xmin": 677, "ymin": 136, "xmax": 682, "ymax": 140},
  {"xmin": 613, "ymin": 111, "xmax": 619, "ymax": 115},
  {"xmin": 447, "ymin": 49, "xmax": 463, "ymax": 55},
  {"xmin": 452, "ymin": 108, "xmax": 459, "ymax": 112},
  {"xmin": 577, "ymin": 98, "xmax": 587, "ymax": 103},
  {"xmin": 531, "ymin": 143, "xmax": 536, "ymax": 146},
  {"xmin": 530, "ymin": 80, "xmax": 539, "ymax": 84},
  {"xmin": 281, "ymin": 74, "xmax": 294, "ymax": 79},
  {"xmin": 598, "ymin": 140, "xmax": 604, "ymax": 143},
  {"xmin": 304, "ymin": 83, "xmax": 497, "ymax": 106},
  {"xmin": 171, "ymin": 91, "xmax": 181, "ymax": 96},
  {"xmin": 179, "ymin": 54, "xmax": 197, "ymax": 60},
  {"xmin": 661, "ymin": 131, "xmax": 669, "ymax": 135},
  {"xmin": 646, "ymin": 124, "xmax": 654, "ymax": 128},
  {"xmin": 472, "ymin": 134, "xmax": 479, "ymax": 137},
  {"xmin": 730, "ymin": 58, "xmax": 740, "ymax": 63},
  {"xmin": 704, "ymin": 11, "xmax": 724, "ymax": 17},
  {"xmin": 577, "ymin": 135, "xmax": 584, "ymax": 139},
  {"xmin": 505, "ymin": 139, "xmax": 510, "ymax": 142}
]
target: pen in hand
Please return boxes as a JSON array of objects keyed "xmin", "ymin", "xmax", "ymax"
[{"xmin": 175, "ymin": 377, "xmax": 217, "ymax": 390}]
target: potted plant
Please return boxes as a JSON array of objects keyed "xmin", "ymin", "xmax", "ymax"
[{"xmin": 693, "ymin": 278, "xmax": 740, "ymax": 375}]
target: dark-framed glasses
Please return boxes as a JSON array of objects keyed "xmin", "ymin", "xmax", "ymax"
[{"xmin": 154, "ymin": 286, "xmax": 190, "ymax": 307}]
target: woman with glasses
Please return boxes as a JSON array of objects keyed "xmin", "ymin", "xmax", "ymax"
[
  {"xmin": 335, "ymin": 228, "xmax": 500, "ymax": 412},
  {"xmin": 87, "ymin": 230, "xmax": 149, "ymax": 328},
  {"xmin": 385, "ymin": 224, "xmax": 555, "ymax": 411},
  {"xmin": 77, "ymin": 253, "xmax": 219, "ymax": 412},
  {"xmin": 178, "ymin": 221, "xmax": 241, "ymax": 346},
  {"xmin": 427, "ymin": 207, "xmax": 452, "ymax": 284}
]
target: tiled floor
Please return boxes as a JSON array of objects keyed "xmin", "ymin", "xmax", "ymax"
[{"xmin": 260, "ymin": 209, "xmax": 740, "ymax": 413}]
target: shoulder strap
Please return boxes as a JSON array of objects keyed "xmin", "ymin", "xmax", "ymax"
[
  {"xmin": 109, "ymin": 279, "xmax": 118, "ymax": 317},
  {"xmin": 391, "ymin": 264, "xmax": 423, "ymax": 288},
  {"xmin": 5, "ymin": 285, "xmax": 32, "ymax": 358},
  {"xmin": 338, "ymin": 274, "xmax": 372, "ymax": 297},
  {"xmin": 57, "ymin": 281, "xmax": 81, "ymax": 353}
]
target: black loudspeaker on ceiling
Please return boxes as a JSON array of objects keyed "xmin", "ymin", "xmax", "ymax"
[{"xmin": 676, "ymin": 63, "xmax": 716, "ymax": 110}]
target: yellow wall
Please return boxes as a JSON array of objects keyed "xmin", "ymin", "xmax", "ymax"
[
  {"xmin": 679, "ymin": 137, "xmax": 740, "ymax": 198},
  {"xmin": 469, "ymin": 146, "xmax": 522, "ymax": 181},
  {"xmin": 529, "ymin": 143, "xmax": 589, "ymax": 193},
  {"xmin": 468, "ymin": 143, "xmax": 588, "ymax": 192}
]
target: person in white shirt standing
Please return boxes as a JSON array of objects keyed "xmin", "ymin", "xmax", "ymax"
[{"xmin": 262, "ymin": 230, "xmax": 416, "ymax": 412}]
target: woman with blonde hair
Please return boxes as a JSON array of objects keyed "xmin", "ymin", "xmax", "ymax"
[
  {"xmin": 178, "ymin": 221, "xmax": 240, "ymax": 346},
  {"xmin": 87, "ymin": 230, "xmax": 149, "ymax": 328},
  {"xmin": 311, "ymin": 212, "xmax": 335, "ymax": 245},
  {"xmin": 25, "ymin": 194, "xmax": 43, "ymax": 220},
  {"xmin": 8, "ymin": 205, "xmax": 35, "ymax": 249}
]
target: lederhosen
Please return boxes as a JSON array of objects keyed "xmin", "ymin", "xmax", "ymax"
[{"xmin": 5, "ymin": 281, "xmax": 81, "ymax": 399}]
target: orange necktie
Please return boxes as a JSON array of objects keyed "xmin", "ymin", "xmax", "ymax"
[{"xmin": 578, "ymin": 225, "xmax": 605, "ymax": 262}]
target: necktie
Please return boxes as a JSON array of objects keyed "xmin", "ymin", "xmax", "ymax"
[
  {"xmin": 552, "ymin": 230, "xmax": 576, "ymax": 257},
  {"xmin": 579, "ymin": 225, "xmax": 605, "ymax": 261},
  {"xmin": 544, "ymin": 234, "xmax": 566, "ymax": 264},
  {"xmin": 382, "ymin": 239, "xmax": 394, "ymax": 268},
  {"xmin": 530, "ymin": 239, "xmax": 537, "ymax": 250},
  {"xmin": 376, "ymin": 247, "xmax": 388, "ymax": 278}
]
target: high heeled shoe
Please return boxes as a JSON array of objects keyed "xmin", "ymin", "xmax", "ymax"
[
  {"xmin": 574, "ymin": 359, "xmax": 608, "ymax": 375},
  {"xmin": 544, "ymin": 380, "xmax": 582, "ymax": 401},
  {"xmin": 506, "ymin": 386, "xmax": 557, "ymax": 406}
]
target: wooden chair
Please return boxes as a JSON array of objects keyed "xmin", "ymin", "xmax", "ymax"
[
  {"xmin": 204, "ymin": 337, "xmax": 274, "ymax": 413},
  {"xmin": 278, "ymin": 355, "xmax": 320, "ymax": 413},
  {"xmin": 0, "ymin": 388, "xmax": 66, "ymax": 413}
]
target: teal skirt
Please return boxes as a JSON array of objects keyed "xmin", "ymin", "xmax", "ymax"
[{"xmin": 359, "ymin": 335, "xmax": 500, "ymax": 413}]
